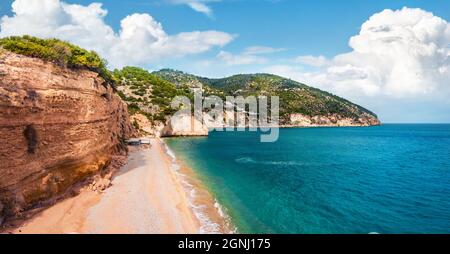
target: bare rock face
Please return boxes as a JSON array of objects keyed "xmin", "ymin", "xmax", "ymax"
[
  {"xmin": 0, "ymin": 52, "xmax": 134, "ymax": 219},
  {"xmin": 0, "ymin": 201, "xmax": 4, "ymax": 225},
  {"xmin": 288, "ymin": 113, "xmax": 381, "ymax": 127},
  {"xmin": 130, "ymin": 113, "xmax": 164, "ymax": 137},
  {"xmin": 161, "ymin": 114, "xmax": 208, "ymax": 137}
]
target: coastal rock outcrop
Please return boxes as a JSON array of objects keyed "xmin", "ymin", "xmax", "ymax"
[
  {"xmin": 287, "ymin": 113, "xmax": 381, "ymax": 127},
  {"xmin": 0, "ymin": 52, "xmax": 134, "ymax": 220},
  {"xmin": 161, "ymin": 114, "xmax": 209, "ymax": 137}
]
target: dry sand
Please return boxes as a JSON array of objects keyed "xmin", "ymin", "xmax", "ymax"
[{"xmin": 12, "ymin": 139, "xmax": 203, "ymax": 234}]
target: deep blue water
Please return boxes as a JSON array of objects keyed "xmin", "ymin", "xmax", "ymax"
[{"xmin": 165, "ymin": 125, "xmax": 450, "ymax": 233}]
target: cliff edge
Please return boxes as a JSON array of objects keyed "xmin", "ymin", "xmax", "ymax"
[{"xmin": 0, "ymin": 51, "xmax": 134, "ymax": 222}]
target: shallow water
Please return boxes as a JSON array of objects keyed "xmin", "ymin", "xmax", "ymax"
[{"xmin": 166, "ymin": 124, "xmax": 450, "ymax": 233}]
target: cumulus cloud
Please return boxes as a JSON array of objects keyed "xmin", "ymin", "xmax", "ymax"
[
  {"xmin": 0, "ymin": 0, "xmax": 234, "ymax": 67},
  {"xmin": 266, "ymin": 7, "xmax": 450, "ymax": 100},
  {"xmin": 167, "ymin": 0, "xmax": 220, "ymax": 17}
]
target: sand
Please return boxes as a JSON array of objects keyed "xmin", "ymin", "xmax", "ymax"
[{"xmin": 12, "ymin": 138, "xmax": 203, "ymax": 234}]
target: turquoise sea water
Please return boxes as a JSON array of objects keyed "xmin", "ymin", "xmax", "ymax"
[{"xmin": 165, "ymin": 124, "xmax": 450, "ymax": 233}]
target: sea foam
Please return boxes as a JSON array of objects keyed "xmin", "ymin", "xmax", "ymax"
[
  {"xmin": 163, "ymin": 141, "xmax": 229, "ymax": 234},
  {"xmin": 235, "ymin": 156, "xmax": 307, "ymax": 166}
]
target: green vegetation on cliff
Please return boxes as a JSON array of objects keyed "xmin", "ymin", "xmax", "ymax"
[
  {"xmin": 0, "ymin": 36, "xmax": 115, "ymax": 86},
  {"xmin": 113, "ymin": 67, "xmax": 191, "ymax": 122},
  {"xmin": 154, "ymin": 69, "xmax": 225, "ymax": 98}
]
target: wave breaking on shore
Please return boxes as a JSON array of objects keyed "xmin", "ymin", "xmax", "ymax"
[{"xmin": 162, "ymin": 140, "xmax": 236, "ymax": 234}]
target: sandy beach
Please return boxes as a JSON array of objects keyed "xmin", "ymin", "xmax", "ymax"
[{"xmin": 10, "ymin": 138, "xmax": 228, "ymax": 234}]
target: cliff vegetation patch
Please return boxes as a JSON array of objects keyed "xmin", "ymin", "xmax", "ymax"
[{"xmin": 0, "ymin": 35, "xmax": 115, "ymax": 87}]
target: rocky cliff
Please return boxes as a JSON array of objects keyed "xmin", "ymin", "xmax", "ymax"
[
  {"xmin": 0, "ymin": 51, "xmax": 134, "ymax": 221},
  {"xmin": 161, "ymin": 114, "xmax": 209, "ymax": 137},
  {"xmin": 113, "ymin": 67, "xmax": 209, "ymax": 137},
  {"xmin": 287, "ymin": 113, "xmax": 380, "ymax": 127}
]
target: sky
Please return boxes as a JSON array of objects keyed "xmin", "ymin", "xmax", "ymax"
[{"xmin": 0, "ymin": 0, "xmax": 449, "ymax": 123}]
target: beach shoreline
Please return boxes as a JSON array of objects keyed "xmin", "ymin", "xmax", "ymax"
[
  {"xmin": 6, "ymin": 138, "xmax": 231, "ymax": 234},
  {"xmin": 162, "ymin": 139, "xmax": 235, "ymax": 234}
]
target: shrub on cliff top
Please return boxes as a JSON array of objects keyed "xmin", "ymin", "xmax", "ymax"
[{"xmin": 0, "ymin": 35, "xmax": 116, "ymax": 87}]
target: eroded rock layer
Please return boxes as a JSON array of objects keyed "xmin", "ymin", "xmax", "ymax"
[{"xmin": 0, "ymin": 52, "xmax": 134, "ymax": 219}]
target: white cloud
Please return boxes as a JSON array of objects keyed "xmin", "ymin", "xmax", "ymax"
[
  {"xmin": 217, "ymin": 50, "xmax": 267, "ymax": 65},
  {"xmin": 266, "ymin": 7, "xmax": 450, "ymax": 101},
  {"xmin": 244, "ymin": 46, "xmax": 285, "ymax": 55},
  {"xmin": 295, "ymin": 55, "xmax": 329, "ymax": 67},
  {"xmin": 167, "ymin": 0, "xmax": 220, "ymax": 17},
  {"xmin": 187, "ymin": 2, "xmax": 212, "ymax": 16},
  {"xmin": 0, "ymin": 0, "xmax": 234, "ymax": 68}
]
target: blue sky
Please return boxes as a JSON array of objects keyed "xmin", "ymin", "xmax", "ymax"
[
  {"xmin": 1, "ymin": 0, "xmax": 450, "ymax": 123},
  {"xmin": 1, "ymin": 0, "xmax": 447, "ymax": 55}
]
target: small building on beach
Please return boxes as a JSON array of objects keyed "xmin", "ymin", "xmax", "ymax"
[{"xmin": 127, "ymin": 138, "xmax": 151, "ymax": 146}]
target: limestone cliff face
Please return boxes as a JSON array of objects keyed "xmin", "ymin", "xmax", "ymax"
[
  {"xmin": 0, "ymin": 52, "xmax": 134, "ymax": 219},
  {"xmin": 287, "ymin": 113, "xmax": 381, "ymax": 127},
  {"xmin": 161, "ymin": 114, "xmax": 208, "ymax": 137}
]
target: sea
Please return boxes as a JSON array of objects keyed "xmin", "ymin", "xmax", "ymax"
[{"xmin": 165, "ymin": 124, "xmax": 450, "ymax": 233}]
